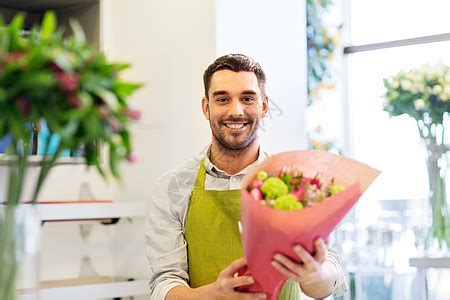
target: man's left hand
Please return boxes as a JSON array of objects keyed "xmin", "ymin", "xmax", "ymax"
[{"xmin": 271, "ymin": 238, "xmax": 327, "ymax": 285}]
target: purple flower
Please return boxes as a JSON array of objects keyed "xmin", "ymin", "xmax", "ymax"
[{"xmin": 16, "ymin": 96, "xmax": 31, "ymax": 116}]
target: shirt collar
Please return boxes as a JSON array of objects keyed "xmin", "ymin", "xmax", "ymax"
[{"xmin": 204, "ymin": 145, "xmax": 268, "ymax": 178}]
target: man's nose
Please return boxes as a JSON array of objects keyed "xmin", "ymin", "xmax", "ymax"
[{"xmin": 228, "ymin": 98, "xmax": 244, "ymax": 116}]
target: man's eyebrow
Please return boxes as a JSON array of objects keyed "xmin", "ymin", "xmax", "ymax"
[
  {"xmin": 212, "ymin": 90, "xmax": 229, "ymax": 97},
  {"xmin": 211, "ymin": 90, "xmax": 258, "ymax": 97}
]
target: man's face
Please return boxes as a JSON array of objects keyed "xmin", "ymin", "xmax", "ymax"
[{"xmin": 202, "ymin": 70, "xmax": 268, "ymax": 151}]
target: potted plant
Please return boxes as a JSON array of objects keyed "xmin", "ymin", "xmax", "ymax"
[
  {"xmin": 383, "ymin": 62, "xmax": 450, "ymax": 254},
  {"xmin": 0, "ymin": 12, "xmax": 142, "ymax": 299}
]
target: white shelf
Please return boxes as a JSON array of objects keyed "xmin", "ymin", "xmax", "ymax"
[
  {"xmin": 19, "ymin": 278, "xmax": 150, "ymax": 300},
  {"xmin": 409, "ymin": 256, "xmax": 450, "ymax": 269},
  {"xmin": 0, "ymin": 155, "xmax": 86, "ymax": 166},
  {"xmin": 37, "ymin": 201, "xmax": 146, "ymax": 221}
]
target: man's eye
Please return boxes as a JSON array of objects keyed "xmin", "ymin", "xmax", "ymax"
[
  {"xmin": 217, "ymin": 98, "xmax": 228, "ymax": 103},
  {"xmin": 242, "ymin": 97, "xmax": 255, "ymax": 103}
]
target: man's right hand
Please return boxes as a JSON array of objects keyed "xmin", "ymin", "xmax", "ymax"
[
  {"xmin": 166, "ymin": 258, "xmax": 267, "ymax": 300},
  {"xmin": 205, "ymin": 257, "xmax": 267, "ymax": 299}
]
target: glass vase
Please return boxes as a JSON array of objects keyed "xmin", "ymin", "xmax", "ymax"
[
  {"xmin": 0, "ymin": 205, "xmax": 41, "ymax": 300},
  {"xmin": 417, "ymin": 119, "xmax": 450, "ymax": 254}
]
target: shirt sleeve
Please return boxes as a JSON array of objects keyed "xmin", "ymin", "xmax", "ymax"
[
  {"xmin": 326, "ymin": 246, "xmax": 348, "ymax": 296},
  {"xmin": 145, "ymin": 177, "xmax": 190, "ymax": 300}
]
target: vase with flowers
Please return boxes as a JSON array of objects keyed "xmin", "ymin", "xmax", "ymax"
[
  {"xmin": 0, "ymin": 12, "xmax": 142, "ymax": 299},
  {"xmin": 383, "ymin": 62, "xmax": 450, "ymax": 254}
]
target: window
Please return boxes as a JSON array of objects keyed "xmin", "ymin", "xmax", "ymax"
[{"xmin": 345, "ymin": 0, "xmax": 450, "ymax": 202}]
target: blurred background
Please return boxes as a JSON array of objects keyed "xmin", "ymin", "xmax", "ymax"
[{"xmin": 1, "ymin": 0, "xmax": 450, "ymax": 299}]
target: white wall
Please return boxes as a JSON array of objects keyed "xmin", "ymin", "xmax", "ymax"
[
  {"xmin": 102, "ymin": 0, "xmax": 216, "ymax": 202},
  {"xmin": 216, "ymin": 0, "xmax": 308, "ymax": 154}
]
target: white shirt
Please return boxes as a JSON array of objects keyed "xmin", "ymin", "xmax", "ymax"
[{"xmin": 145, "ymin": 146, "xmax": 348, "ymax": 299}]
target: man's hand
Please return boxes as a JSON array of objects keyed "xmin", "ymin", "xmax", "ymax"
[
  {"xmin": 271, "ymin": 238, "xmax": 337, "ymax": 298},
  {"xmin": 166, "ymin": 257, "xmax": 266, "ymax": 300},
  {"xmin": 206, "ymin": 257, "xmax": 267, "ymax": 299}
]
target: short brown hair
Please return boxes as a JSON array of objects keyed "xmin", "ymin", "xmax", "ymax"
[{"xmin": 203, "ymin": 54, "xmax": 266, "ymax": 99}]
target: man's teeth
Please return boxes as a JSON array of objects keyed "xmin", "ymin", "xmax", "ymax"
[{"xmin": 225, "ymin": 123, "xmax": 245, "ymax": 129}]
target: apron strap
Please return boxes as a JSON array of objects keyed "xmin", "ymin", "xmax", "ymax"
[{"xmin": 194, "ymin": 158, "xmax": 207, "ymax": 190}]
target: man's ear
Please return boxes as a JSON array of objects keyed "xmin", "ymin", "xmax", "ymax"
[
  {"xmin": 201, "ymin": 96, "xmax": 210, "ymax": 120},
  {"xmin": 262, "ymin": 95, "xmax": 269, "ymax": 117}
]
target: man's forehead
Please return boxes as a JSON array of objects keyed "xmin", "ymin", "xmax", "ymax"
[{"xmin": 209, "ymin": 70, "xmax": 260, "ymax": 95}]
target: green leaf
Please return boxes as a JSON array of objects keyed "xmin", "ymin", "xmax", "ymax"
[
  {"xmin": 83, "ymin": 111, "xmax": 103, "ymax": 139},
  {"xmin": 114, "ymin": 63, "xmax": 131, "ymax": 71},
  {"xmin": 109, "ymin": 145, "xmax": 119, "ymax": 178},
  {"xmin": 9, "ymin": 13, "xmax": 25, "ymax": 34},
  {"xmin": 93, "ymin": 86, "xmax": 120, "ymax": 112},
  {"xmin": 50, "ymin": 48, "xmax": 75, "ymax": 72},
  {"xmin": 59, "ymin": 120, "xmax": 79, "ymax": 141},
  {"xmin": 69, "ymin": 19, "xmax": 86, "ymax": 45},
  {"xmin": 120, "ymin": 130, "xmax": 131, "ymax": 154},
  {"xmin": 114, "ymin": 81, "xmax": 143, "ymax": 97},
  {"xmin": 41, "ymin": 11, "xmax": 57, "ymax": 41}
]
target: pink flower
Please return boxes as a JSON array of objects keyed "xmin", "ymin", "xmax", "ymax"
[
  {"xmin": 250, "ymin": 188, "xmax": 263, "ymax": 201},
  {"xmin": 127, "ymin": 152, "xmax": 139, "ymax": 163},
  {"xmin": 125, "ymin": 109, "xmax": 142, "ymax": 121},
  {"xmin": 7, "ymin": 51, "xmax": 25, "ymax": 63},
  {"xmin": 301, "ymin": 177, "xmax": 321, "ymax": 189},
  {"xmin": 290, "ymin": 178, "xmax": 300, "ymax": 185},
  {"xmin": 67, "ymin": 93, "xmax": 82, "ymax": 107},
  {"xmin": 290, "ymin": 187, "xmax": 305, "ymax": 202},
  {"xmin": 56, "ymin": 72, "xmax": 79, "ymax": 92},
  {"xmin": 250, "ymin": 180, "xmax": 263, "ymax": 189},
  {"xmin": 277, "ymin": 166, "xmax": 290, "ymax": 177},
  {"xmin": 109, "ymin": 118, "xmax": 121, "ymax": 132}
]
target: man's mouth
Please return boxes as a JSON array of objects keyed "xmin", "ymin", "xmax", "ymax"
[{"xmin": 222, "ymin": 122, "xmax": 249, "ymax": 130}]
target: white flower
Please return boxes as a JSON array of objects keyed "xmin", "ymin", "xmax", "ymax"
[
  {"xmin": 414, "ymin": 99, "xmax": 426, "ymax": 110},
  {"xmin": 400, "ymin": 79, "xmax": 413, "ymax": 91},
  {"xmin": 392, "ymin": 80, "xmax": 400, "ymax": 89},
  {"xmin": 432, "ymin": 85, "xmax": 443, "ymax": 95}
]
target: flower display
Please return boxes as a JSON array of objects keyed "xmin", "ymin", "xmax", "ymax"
[
  {"xmin": 383, "ymin": 62, "xmax": 450, "ymax": 124},
  {"xmin": 0, "ymin": 12, "xmax": 143, "ymax": 205},
  {"xmin": 249, "ymin": 168, "xmax": 345, "ymax": 211}
]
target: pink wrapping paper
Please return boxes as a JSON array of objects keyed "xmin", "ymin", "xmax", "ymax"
[{"xmin": 239, "ymin": 150, "xmax": 380, "ymax": 299}]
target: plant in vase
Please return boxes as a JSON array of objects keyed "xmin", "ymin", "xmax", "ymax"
[
  {"xmin": 383, "ymin": 62, "xmax": 450, "ymax": 253},
  {"xmin": 0, "ymin": 12, "xmax": 142, "ymax": 299}
]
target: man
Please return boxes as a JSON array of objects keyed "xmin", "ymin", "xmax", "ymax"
[{"xmin": 146, "ymin": 54, "xmax": 347, "ymax": 299}]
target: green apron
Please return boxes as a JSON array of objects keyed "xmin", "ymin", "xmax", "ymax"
[{"xmin": 185, "ymin": 159, "xmax": 301, "ymax": 299}]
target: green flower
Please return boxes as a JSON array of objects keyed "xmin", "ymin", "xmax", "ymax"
[
  {"xmin": 329, "ymin": 183, "xmax": 345, "ymax": 196},
  {"xmin": 274, "ymin": 194, "xmax": 303, "ymax": 211},
  {"xmin": 256, "ymin": 170, "xmax": 268, "ymax": 181},
  {"xmin": 261, "ymin": 177, "xmax": 288, "ymax": 199}
]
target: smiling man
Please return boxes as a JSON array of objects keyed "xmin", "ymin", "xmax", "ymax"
[{"xmin": 146, "ymin": 54, "xmax": 347, "ymax": 300}]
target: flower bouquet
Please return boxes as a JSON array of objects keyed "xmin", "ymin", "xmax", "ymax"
[
  {"xmin": 239, "ymin": 150, "xmax": 380, "ymax": 299},
  {"xmin": 383, "ymin": 62, "xmax": 450, "ymax": 252}
]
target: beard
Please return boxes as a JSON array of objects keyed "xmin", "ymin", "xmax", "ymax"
[{"xmin": 209, "ymin": 116, "xmax": 259, "ymax": 155}]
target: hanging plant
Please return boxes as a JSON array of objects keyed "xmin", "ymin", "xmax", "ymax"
[{"xmin": 306, "ymin": 0, "xmax": 340, "ymax": 106}]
